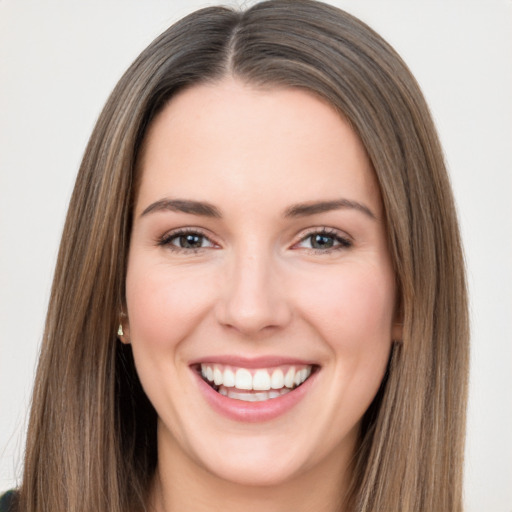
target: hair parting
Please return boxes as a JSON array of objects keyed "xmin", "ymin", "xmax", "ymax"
[{"xmin": 18, "ymin": 2, "xmax": 468, "ymax": 511}]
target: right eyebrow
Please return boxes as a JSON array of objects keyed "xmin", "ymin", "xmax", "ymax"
[{"xmin": 140, "ymin": 198, "xmax": 222, "ymax": 218}]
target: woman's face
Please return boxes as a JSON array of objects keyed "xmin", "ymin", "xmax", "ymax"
[{"xmin": 124, "ymin": 79, "xmax": 400, "ymax": 486}]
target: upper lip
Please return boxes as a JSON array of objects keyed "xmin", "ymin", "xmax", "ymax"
[{"xmin": 188, "ymin": 355, "xmax": 319, "ymax": 369}]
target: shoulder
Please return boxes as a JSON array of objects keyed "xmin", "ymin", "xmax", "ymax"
[{"xmin": 0, "ymin": 490, "xmax": 18, "ymax": 512}]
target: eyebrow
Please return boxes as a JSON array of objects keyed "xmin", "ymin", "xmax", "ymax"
[
  {"xmin": 140, "ymin": 197, "xmax": 376, "ymax": 220},
  {"xmin": 284, "ymin": 199, "xmax": 376, "ymax": 220},
  {"xmin": 140, "ymin": 198, "xmax": 222, "ymax": 218}
]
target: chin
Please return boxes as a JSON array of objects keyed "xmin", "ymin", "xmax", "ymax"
[{"xmin": 199, "ymin": 449, "xmax": 309, "ymax": 488}]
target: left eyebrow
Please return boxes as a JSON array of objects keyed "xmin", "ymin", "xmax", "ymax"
[{"xmin": 284, "ymin": 198, "xmax": 377, "ymax": 220}]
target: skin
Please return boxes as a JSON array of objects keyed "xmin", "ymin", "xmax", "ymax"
[{"xmin": 121, "ymin": 78, "xmax": 402, "ymax": 512}]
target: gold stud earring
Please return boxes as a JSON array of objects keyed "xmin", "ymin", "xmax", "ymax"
[{"xmin": 117, "ymin": 324, "xmax": 124, "ymax": 337}]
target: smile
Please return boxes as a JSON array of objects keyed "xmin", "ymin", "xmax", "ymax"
[{"xmin": 197, "ymin": 363, "xmax": 316, "ymax": 402}]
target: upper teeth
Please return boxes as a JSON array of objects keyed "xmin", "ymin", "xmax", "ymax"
[{"xmin": 200, "ymin": 364, "xmax": 312, "ymax": 391}]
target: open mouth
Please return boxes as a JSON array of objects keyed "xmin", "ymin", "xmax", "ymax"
[{"xmin": 195, "ymin": 363, "xmax": 319, "ymax": 402}]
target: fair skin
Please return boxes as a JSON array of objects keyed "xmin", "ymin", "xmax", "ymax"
[{"xmin": 121, "ymin": 78, "xmax": 401, "ymax": 512}]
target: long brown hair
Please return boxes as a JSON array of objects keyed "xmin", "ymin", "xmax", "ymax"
[{"xmin": 19, "ymin": 1, "xmax": 469, "ymax": 511}]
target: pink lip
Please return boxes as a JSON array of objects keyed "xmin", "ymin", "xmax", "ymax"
[
  {"xmin": 188, "ymin": 355, "xmax": 317, "ymax": 369},
  {"xmin": 191, "ymin": 364, "xmax": 319, "ymax": 423}
]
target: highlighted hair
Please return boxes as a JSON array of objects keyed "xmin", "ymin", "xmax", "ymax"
[{"xmin": 19, "ymin": 2, "xmax": 468, "ymax": 510}]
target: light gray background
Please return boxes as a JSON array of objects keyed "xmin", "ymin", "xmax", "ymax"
[{"xmin": 1, "ymin": 1, "xmax": 511, "ymax": 510}]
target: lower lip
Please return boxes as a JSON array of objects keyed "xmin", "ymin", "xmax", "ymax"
[{"xmin": 193, "ymin": 369, "xmax": 318, "ymax": 423}]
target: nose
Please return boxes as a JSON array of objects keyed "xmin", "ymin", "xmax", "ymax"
[{"xmin": 215, "ymin": 248, "xmax": 292, "ymax": 337}]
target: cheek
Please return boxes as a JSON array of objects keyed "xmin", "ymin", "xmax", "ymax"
[
  {"xmin": 125, "ymin": 257, "xmax": 218, "ymax": 349},
  {"xmin": 293, "ymin": 262, "xmax": 396, "ymax": 352},
  {"xmin": 299, "ymin": 263, "xmax": 395, "ymax": 420}
]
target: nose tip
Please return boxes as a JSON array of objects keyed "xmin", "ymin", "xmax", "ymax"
[
  {"xmin": 219, "ymin": 295, "xmax": 288, "ymax": 336},
  {"xmin": 215, "ymin": 256, "xmax": 291, "ymax": 337}
]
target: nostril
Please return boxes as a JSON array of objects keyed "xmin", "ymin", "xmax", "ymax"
[{"xmin": 215, "ymin": 296, "xmax": 292, "ymax": 336}]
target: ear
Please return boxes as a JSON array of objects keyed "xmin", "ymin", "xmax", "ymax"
[
  {"xmin": 392, "ymin": 320, "xmax": 403, "ymax": 342},
  {"xmin": 391, "ymin": 304, "xmax": 403, "ymax": 342},
  {"xmin": 117, "ymin": 316, "xmax": 131, "ymax": 344}
]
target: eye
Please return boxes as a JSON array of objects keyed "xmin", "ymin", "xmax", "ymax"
[
  {"xmin": 295, "ymin": 229, "xmax": 352, "ymax": 252},
  {"xmin": 158, "ymin": 229, "xmax": 216, "ymax": 251}
]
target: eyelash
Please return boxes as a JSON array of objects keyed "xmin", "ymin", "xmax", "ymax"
[
  {"xmin": 157, "ymin": 227, "xmax": 215, "ymax": 253},
  {"xmin": 157, "ymin": 227, "xmax": 352, "ymax": 254},
  {"xmin": 294, "ymin": 227, "xmax": 352, "ymax": 253}
]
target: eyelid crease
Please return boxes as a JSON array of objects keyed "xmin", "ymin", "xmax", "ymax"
[{"xmin": 295, "ymin": 225, "xmax": 353, "ymax": 242}]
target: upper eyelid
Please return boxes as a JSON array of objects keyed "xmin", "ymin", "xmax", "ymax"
[
  {"xmin": 294, "ymin": 226, "xmax": 352, "ymax": 242},
  {"xmin": 158, "ymin": 225, "xmax": 352, "ymax": 247},
  {"xmin": 161, "ymin": 226, "xmax": 213, "ymax": 238},
  {"xmin": 291, "ymin": 227, "xmax": 353, "ymax": 253},
  {"xmin": 158, "ymin": 227, "xmax": 218, "ymax": 246}
]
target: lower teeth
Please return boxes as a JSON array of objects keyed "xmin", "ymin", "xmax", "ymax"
[{"xmin": 217, "ymin": 385, "xmax": 292, "ymax": 402}]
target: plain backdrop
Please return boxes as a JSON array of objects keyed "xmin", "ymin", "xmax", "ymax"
[{"xmin": 1, "ymin": 1, "xmax": 511, "ymax": 510}]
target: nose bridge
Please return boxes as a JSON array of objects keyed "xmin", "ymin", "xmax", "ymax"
[{"xmin": 216, "ymin": 241, "xmax": 290, "ymax": 336}]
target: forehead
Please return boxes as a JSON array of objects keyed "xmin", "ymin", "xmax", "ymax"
[{"xmin": 135, "ymin": 78, "xmax": 382, "ymax": 217}]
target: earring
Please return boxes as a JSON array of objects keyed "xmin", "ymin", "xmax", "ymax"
[{"xmin": 117, "ymin": 324, "xmax": 124, "ymax": 337}]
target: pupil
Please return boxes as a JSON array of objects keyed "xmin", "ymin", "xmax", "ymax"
[
  {"xmin": 312, "ymin": 234, "xmax": 333, "ymax": 249},
  {"xmin": 180, "ymin": 234, "xmax": 202, "ymax": 248}
]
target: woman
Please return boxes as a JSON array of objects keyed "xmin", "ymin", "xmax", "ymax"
[{"xmin": 2, "ymin": 1, "xmax": 469, "ymax": 510}]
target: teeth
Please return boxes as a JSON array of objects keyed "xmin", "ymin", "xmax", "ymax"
[
  {"xmin": 223, "ymin": 368, "xmax": 235, "ymax": 388},
  {"xmin": 271, "ymin": 368, "xmax": 284, "ymax": 389},
  {"xmin": 253, "ymin": 369, "xmax": 271, "ymax": 390},
  {"xmin": 200, "ymin": 363, "xmax": 313, "ymax": 395},
  {"xmin": 235, "ymin": 368, "xmax": 252, "ymax": 390},
  {"xmin": 224, "ymin": 387, "xmax": 292, "ymax": 402},
  {"xmin": 228, "ymin": 390, "xmax": 261, "ymax": 402},
  {"xmin": 213, "ymin": 366, "xmax": 223, "ymax": 385},
  {"xmin": 284, "ymin": 367, "xmax": 295, "ymax": 388},
  {"xmin": 294, "ymin": 368, "xmax": 310, "ymax": 386}
]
